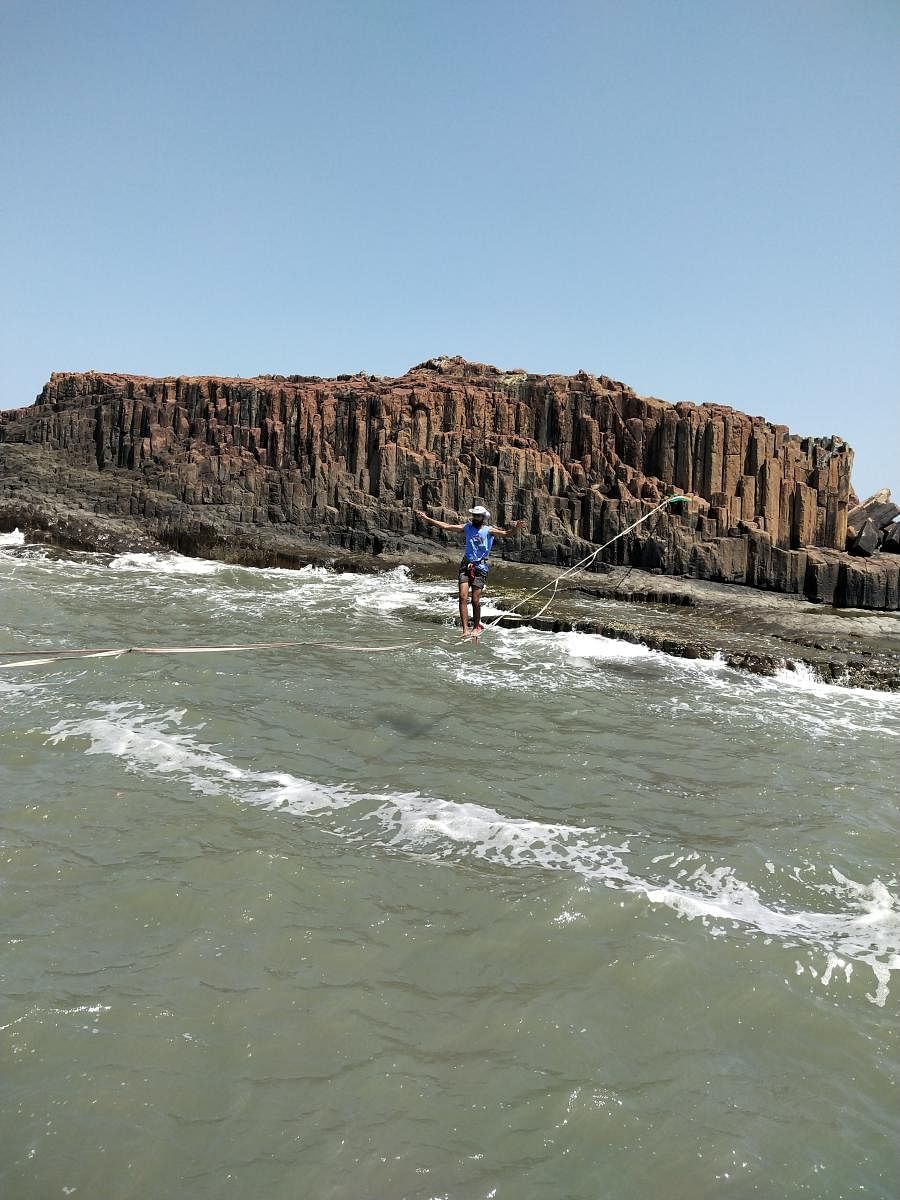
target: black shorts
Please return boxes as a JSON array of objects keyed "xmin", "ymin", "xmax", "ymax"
[{"xmin": 458, "ymin": 562, "xmax": 488, "ymax": 591}]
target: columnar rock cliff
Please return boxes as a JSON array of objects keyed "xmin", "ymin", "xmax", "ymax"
[{"xmin": 1, "ymin": 357, "xmax": 897, "ymax": 608}]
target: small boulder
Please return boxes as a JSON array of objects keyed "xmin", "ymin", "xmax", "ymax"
[
  {"xmin": 847, "ymin": 489, "xmax": 900, "ymax": 539},
  {"xmin": 849, "ymin": 518, "xmax": 880, "ymax": 557}
]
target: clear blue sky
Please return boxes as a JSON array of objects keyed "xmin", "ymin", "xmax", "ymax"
[{"xmin": 1, "ymin": 0, "xmax": 897, "ymax": 499}]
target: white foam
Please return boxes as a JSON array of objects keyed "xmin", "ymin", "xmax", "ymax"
[
  {"xmin": 478, "ymin": 620, "xmax": 900, "ymax": 729},
  {"xmin": 432, "ymin": 641, "xmax": 567, "ymax": 692},
  {"xmin": 47, "ymin": 706, "xmax": 360, "ymax": 812},
  {"xmin": 47, "ymin": 702, "xmax": 900, "ymax": 1006},
  {"xmin": 0, "ymin": 529, "xmax": 26, "ymax": 547},
  {"xmin": 648, "ymin": 649, "xmax": 900, "ymax": 740},
  {"xmin": 437, "ymin": 624, "xmax": 732, "ymax": 697},
  {"xmin": 773, "ymin": 661, "xmax": 900, "ymax": 705},
  {"xmin": 356, "ymin": 579, "xmax": 411, "ymax": 615},
  {"xmin": 372, "ymin": 792, "xmax": 634, "ymax": 881},
  {"xmin": 559, "ymin": 631, "xmax": 654, "ymax": 661},
  {"xmin": 52, "ymin": 1003, "xmax": 112, "ymax": 1016},
  {"xmin": 108, "ymin": 552, "xmax": 226, "ymax": 575}
]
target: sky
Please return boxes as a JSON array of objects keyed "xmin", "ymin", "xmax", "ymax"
[{"xmin": 1, "ymin": 0, "xmax": 897, "ymax": 500}]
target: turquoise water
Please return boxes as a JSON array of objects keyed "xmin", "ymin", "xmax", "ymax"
[{"xmin": 1, "ymin": 531, "xmax": 898, "ymax": 1199}]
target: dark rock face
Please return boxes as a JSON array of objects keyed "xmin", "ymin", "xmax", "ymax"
[
  {"xmin": 803, "ymin": 550, "xmax": 842, "ymax": 605},
  {"xmin": 849, "ymin": 518, "xmax": 880, "ymax": 557},
  {"xmin": 1, "ymin": 357, "xmax": 897, "ymax": 609}
]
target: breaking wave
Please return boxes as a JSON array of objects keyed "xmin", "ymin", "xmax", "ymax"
[{"xmin": 47, "ymin": 702, "xmax": 900, "ymax": 1007}]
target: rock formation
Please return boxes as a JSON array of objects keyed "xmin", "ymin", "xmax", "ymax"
[
  {"xmin": 846, "ymin": 489, "xmax": 900, "ymax": 556},
  {"xmin": 1, "ymin": 356, "xmax": 898, "ymax": 609}
]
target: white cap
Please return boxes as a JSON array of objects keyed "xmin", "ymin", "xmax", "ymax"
[{"xmin": 468, "ymin": 505, "xmax": 490, "ymax": 517}]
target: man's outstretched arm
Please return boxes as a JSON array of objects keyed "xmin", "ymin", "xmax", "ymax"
[
  {"xmin": 415, "ymin": 510, "xmax": 466, "ymax": 532},
  {"xmin": 489, "ymin": 520, "xmax": 526, "ymax": 538}
]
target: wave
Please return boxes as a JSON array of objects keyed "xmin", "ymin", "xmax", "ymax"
[
  {"xmin": 5, "ymin": 546, "xmax": 898, "ymax": 719},
  {"xmin": 773, "ymin": 660, "xmax": 900, "ymax": 703},
  {"xmin": 436, "ymin": 624, "xmax": 900, "ymax": 743},
  {"xmin": 658, "ymin": 652, "xmax": 900, "ymax": 739},
  {"xmin": 0, "ymin": 529, "xmax": 26, "ymax": 547},
  {"xmin": 107, "ymin": 552, "xmax": 228, "ymax": 576},
  {"xmin": 47, "ymin": 702, "xmax": 900, "ymax": 1006}
]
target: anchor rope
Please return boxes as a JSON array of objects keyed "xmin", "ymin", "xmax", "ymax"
[
  {"xmin": 0, "ymin": 638, "xmax": 438, "ymax": 669},
  {"xmin": 478, "ymin": 494, "xmax": 684, "ymax": 636}
]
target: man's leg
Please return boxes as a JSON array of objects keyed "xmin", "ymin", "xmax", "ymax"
[
  {"xmin": 458, "ymin": 579, "xmax": 470, "ymax": 635},
  {"xmin": 471, "ymin": 583, "xmax": 483, "ymax": 631}
]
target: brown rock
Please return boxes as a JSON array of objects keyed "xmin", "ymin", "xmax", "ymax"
[
  {"xmin": 0, "ymin": 359, "xmax": 888, "ymax": 606},
  {"xmin": 838, "ymin": 556, "xmax": 900, "ymax": 610},
  {"xmin": 847, "ymin": 489, "xmax": 900, "ymax": 539}
]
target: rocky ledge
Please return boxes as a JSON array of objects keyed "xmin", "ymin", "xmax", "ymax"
[
  {"xmin": 1, "ymin": 357, "xmax": 898, "ymax": 610},
  {"xmin": 450, "ymin": 560, "xmax": 900, "ymax": 693},
  {"xmin": 361, "ymin": 548, "xmax": 894, "ymax": 691}
]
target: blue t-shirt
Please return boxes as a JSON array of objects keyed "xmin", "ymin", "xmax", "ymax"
[{"xmin": 463, "ymin": 522, "xmax": 494, "ymax": 566}]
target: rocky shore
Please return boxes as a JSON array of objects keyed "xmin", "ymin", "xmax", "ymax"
[
  {"xmin": 386, "ymin": 554, "xmax": 898, "ymax": 693},
  {"xmin": 2, "ymin": 512, "xmax": 897, "ymax": 692},
  {"xmin": 2, "ymin": 357, "xmax": 898, "ymax": 607},
  {"xmin": 1, "ymin": 357, "xmax": 898, "ymax": 688}
]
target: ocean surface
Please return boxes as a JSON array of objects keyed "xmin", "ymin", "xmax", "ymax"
[{"xmin": 1, "ymin": 529, "xmax": 897, "ymax": 1200}]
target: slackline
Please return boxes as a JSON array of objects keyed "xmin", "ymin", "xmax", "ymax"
[{"xmin": 0, "ymin": 494, "xmax": 688, "ymax": 666}]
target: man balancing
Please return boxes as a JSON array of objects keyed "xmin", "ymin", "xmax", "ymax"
[{"xmin": 415, "ymin": 505, "xmax": 525, "ymax": 638}]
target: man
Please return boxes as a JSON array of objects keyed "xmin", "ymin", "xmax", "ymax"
[{"xmin": 415, "ymin": 504, "xmax": 524, "ymax": 637}]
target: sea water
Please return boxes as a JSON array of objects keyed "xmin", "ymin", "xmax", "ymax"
[{"xmin": 0, "ymin": 531, "xmax": 897, "ymax": 1199}]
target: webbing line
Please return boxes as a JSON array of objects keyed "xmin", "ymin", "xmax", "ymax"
[{"xmin": 0, "ymin": 638, "xmax": 437, "ymax": 670}]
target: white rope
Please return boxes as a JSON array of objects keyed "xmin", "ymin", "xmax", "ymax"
[
  {"xmin": 0, "ymin": 638, "xmax": 436, "ymax": 670},
  {"xmin": 479, "ymin": 495, "xmax": 684, "ymax": 635},
  {"xmin": 1, "ymin": 650, "xmax": 130, "ymax": 668}
]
